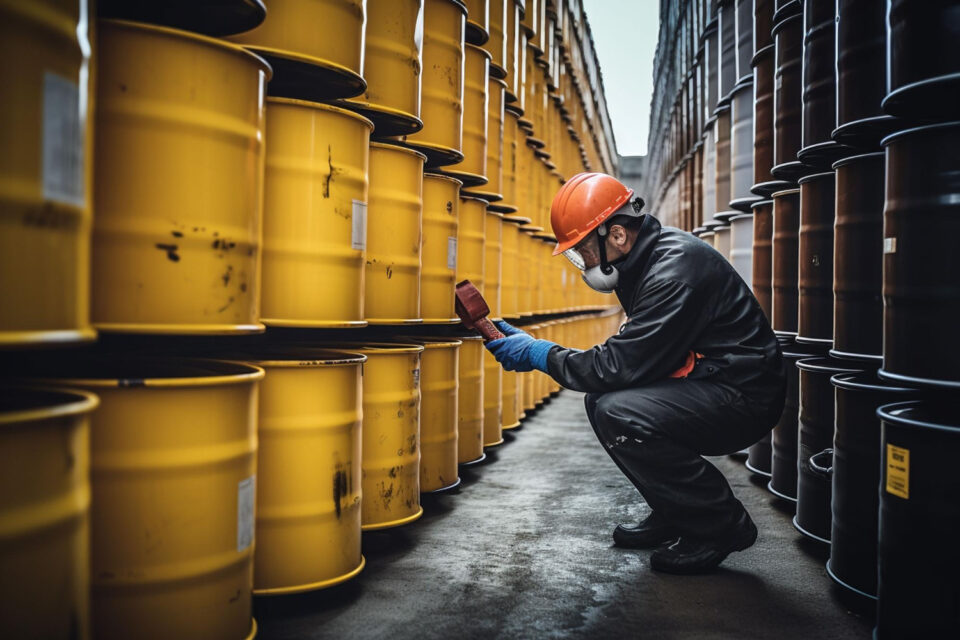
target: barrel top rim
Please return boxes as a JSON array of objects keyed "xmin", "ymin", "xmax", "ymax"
[
  {"xmin": 771, "ymin": 10, "xmax": 803, "ymax": 35},
  {"xmin": 797, "ymin": 171, "xmax": 835, "ymax": 185},
  {"xmin": 730, "ymin": 213, "xmax": 754, "ymax": 221},
  {"xmin": 328, "ymin": 342, "xmax": 425, "ymax": 354},
  {"xmin": 370, "ymin": 140, "xmax": 428, "ymax": 161},
  {"xmin": 877, "ymin": 400, "xmax": 960, "ymax": 434},
  {"xmin": 881, "ymin": 120, "xmax": 960, "ymax": 147},
  {"xmin": 31, "ymin": 358, "xmax": 265, "ymax": 388},
  {"xmin": 466, "ymin": 42, "xmax": 494, "ymax": 60},
  {"xmin": 445, "ymin": 0, "xmax": 469, "ymax": 15},
  {"xmin": 795, "ymin": 356, "xmax": 865, "ymax": 374},
  {"xmin": 831, "ymin": 371, "xmax": 919, "ymax": 394},
  {"xmin": 0, "ymin": 386, "xmax": 99, "ymax": 425},
  {"xmin": 268, "ymin": 97, "xmax": 375, "ymax": 130},
  {"xmin": 424, "ymin": 171, "xmax": 465, "ymax": 187},
  {"xmin": 102, "ymin": 18, "xmax": 274, "ymax": 79},
  {"xmin": 772, "ymin": 187, "xmax": 801, "ymax": 197},
  {"xmin": 751, "ymin": 198, "xmax": 774, "ymax": 208},
  {"xmin": 831, "ymin": 151, "xmax": 885, "ymax": 169},
  {"xmin": 459, "ymin": 193, "xmax": 492, "ymax": 205},
  {"xmin": 236, "ymin": 348, "xmax": 368, "ymax": 367},
  {"xmin": 396, "ymin": 337, "xmax": 464, "ymax": 349}
]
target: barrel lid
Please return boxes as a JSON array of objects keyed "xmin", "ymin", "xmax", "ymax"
[
  {"xmin": 751, "ymin": 199, "xmax": 774, "ymax": 209},
  {"xmin": 797, "ymin": 171, "xmax": 835, "ymax": 185},
  {"xmin": 370, "ymin": 140, "xmax": 428, "ymax": 161},
  {"xmin": 17, "ymin": 356, "xmax": 265, "ymax": 388},
  {"xmin": 878, "ymin": 400, "xmax": 960, "ymax": 434},
  {"xmin": 503, "ymin": 215, "xmax": 533, "ymax": 225},
  {"xmin": 99, "ymin": 0, "xmax": 267, "ymax": 38},
  {"xmin": 102, "ymin": 19, "xmax": 274, "ymax": 79},
  {"xmin": 796, "ymin": 356, "xmax": 865, "ymax": 375},
  {"xmin": 831, "ymin": 371, "xmax": 920, "ymax": 395},
  {"xmin": 881, "ymin": 120, "xmax": 960, "ymax": 147},
  {"xmin": 236, "ymin": 347, "xmax": 367, "ymax": 368},
  {"xmin": 730, "ymin": 213, "xmax": 754, "ymax": 222},
  {"xmin": 831, "ymin": 151, "xmax": 885, "ymax": 170},
  {"xmin": 268, "ymin": 97, "xmax": 375, "ymax": 130},
  {"xmin": 0, "ymin": 387, "xmax": 99, "ymax": 425}
]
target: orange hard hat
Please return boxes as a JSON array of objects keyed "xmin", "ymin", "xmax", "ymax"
[{"xmin": 550, "ymin": 172, "xmax": 635, "ymax": 255}]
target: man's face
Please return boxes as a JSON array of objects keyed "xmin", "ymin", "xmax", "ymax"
[{"xmin": 566, "ymin": 224, "xmax": 632, "ymax": 270}]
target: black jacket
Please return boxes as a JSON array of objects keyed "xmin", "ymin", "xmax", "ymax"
[{"xmin": 546, "ymin": 215, "xmax": 785, "ymax": 411}]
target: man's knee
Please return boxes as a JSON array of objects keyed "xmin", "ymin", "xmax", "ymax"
[{"xmin": 586, "ymin": 391, "xmax": 630, "ymax": 444}]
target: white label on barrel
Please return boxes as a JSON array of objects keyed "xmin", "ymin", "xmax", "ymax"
[
  {"xmin": 886, "ymin": 444, "xmax": 909, "ymax": 500},
  {"xmin": 884, "ymin": 237, "xmax": 897, "ymax": 254},
  {"xmin": 351, "ymin": 200, "xmax": 368, "ymax": 250},
  {"xmin": 237, "ymin": 475, "xmax": 255, "ymax": 551},
  {"xmin": 447, "ymin": 237, "xmax": 457, "ymax": 270},
  {"xmin": 42, "ymin": 72, "xmax": 85, "ymax": 207}
]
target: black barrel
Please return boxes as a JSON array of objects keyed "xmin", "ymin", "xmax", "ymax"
[
  {"xmin": 877, "ymin": 400, "xmax": 960, "ymax": 638},
  {"xmin": 794, "ymin": 356, "xmax": 865, "ymax": 543},
  {"xmin": 796, "ymin": 171, "xmax": 835, "ymax": 346},
  {"xmin": 828, "ymin": 373, "xmax": 920, "ymax": 600},
  {"xmin": 734, "ymin": 0, "xmax": 753, "ymax": 84},
  {"xmin": 797, "ymin": 0, "xmax": 846, "ymax": 169},
  {"xmin": 751, "ymin": 198, "xmax": 774, "ymax": 321},
  {"xmin": 833, "ymin": 0, "xmax": 899, "ymax": 148},
  {"xmin": 729, "ymin": 79, "xmax": 760, "ymax": 211},
  {"xmin": 703, "ymin": 18, "xmax": 720, "ymax": 125},
  {"xmin": 883, "ymin": 0, "xmax": 960, "ymax": 121},
  {"xmin": 771, "ymin": 188, "xmax": 800, "ymax": 335},
  {"xmin": 714, "ymin": 105, "xmax": 732, "ymax": 214},
  {"xmin": 769, "ymin": 342, "xmax": 822, "ymax": 502},
  {"xmin": 771, "ymin": 12, "xmax": 805, "ymax": 182},
  {"xmin": 718, "ymin": 0, "xmax": 738, "ymax": 106},
  {"xmin": 832, "ymin": 152, "xmax": 884, "ymax": 362},
  {"xmin": 746, "ymin": 432, "xmax": 773, "ymax": 477},
  {"xmin": 880, "ymin": 122, "xmax": 960, "ymax": 391}
]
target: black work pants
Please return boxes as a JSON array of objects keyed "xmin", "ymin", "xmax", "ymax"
[{"xmin": 585, "ymin": 378, "xmax": 778, "ymax": 539}]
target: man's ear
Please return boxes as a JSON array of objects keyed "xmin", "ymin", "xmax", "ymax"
[{"xmin": 609, "ymin": 224, "xmax": 628, "ymax": 245}]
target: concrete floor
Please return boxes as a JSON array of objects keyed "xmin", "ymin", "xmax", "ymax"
[{"xmin": 255, "ymin": 391, "xmax": 874, "ymax": 639}]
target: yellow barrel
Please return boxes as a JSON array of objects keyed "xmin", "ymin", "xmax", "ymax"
[
  {"xmin": 0, "ymin": 1, "xmax": 94, "ymax": 346},
  {"xmin": 499, "ymin": 107, "xmax": 521, "ymax": 212},
  {"xmin": 456, "ymin": 195, "xmax": 487, "ymax": 294},
  {"xmin": 500, "ymin": 216, "xmax": 521, "ymax": 318},
  {"xmin": 239, "ymin": 348, "xmax": 365, "ymax": 595},
  {"xmin": 465, "ymin": 76, "xmax": 506, "ymax": 201},
  {"xmin": 464, "ymin": 0, "xmax": 489, "ymax": 45},
  {"xmin": 341, "ymin": 0, "xmax": 423, "ymax": 136},
  {"xmin": 21, "ymin": 357, "xmax": 263, "ymax": 640},
  {"xmin": 502, "ymin": 368, "xmax": 523, "ymax": 430},
  {"xmin": 227, "ymin": 0, "xmax": 366, "ymax": 100},
  {"xmin": 483, "ymin": 209, "xmax": 504, "ymax": 319},
  {"xmin": 445, "ymin": 44, "xmax": 489, "ymax": 187},
  {"xmin": 0, "ymin": 386, "xmax": 97, "ymax": 639},
  {"xmin": 92, "ymin": 20, "xmax": 270, "ymax": 335},
  {"xmin": 457, "ymin": 335, "xmax": 486, "ymax": 464},
  {"xmin": 365, "ymin": 142, "xmax": 426, "ymax": 324},
  {"xmin": 421, "ymin": 173, "xmax": 461, "ymax": 324},
  {"xmin": 504, "ymin": 0, "xmax": 521, "ymax": 103},
  {"xmin": 514, "ymin": 138, "xmax": 533, "ymax": 223},
  {"xmin": 517, "ymin": 229, "xmax": 535, "ymax": 316},
  {"xmin": 403, "ymin": 0, "xmax": 467, "ymax": 167},
  {"xmin": 409, "ymin": 339, "xmax": 461, "ymax": 492},
  {"xmin": 483, "ymin": 0, "xmax": 507, "ymax": 77},
  {"xmin": 483, "ymin": 351, "xmax": 504, "ymax": 445},
  {"xmin": 353, "ymin": 344, "xmax": 424, "ymax": 530},
  {"xmin": 261, "ymin": 98, "xmax": 373, "ymax": 327}
]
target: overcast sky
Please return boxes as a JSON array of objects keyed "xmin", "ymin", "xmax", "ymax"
[{"xmin": 581, "ymin": 0, "xmax": 659, "ymax": 157}]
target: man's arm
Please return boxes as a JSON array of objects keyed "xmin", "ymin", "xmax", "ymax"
[{"xmin": 546, "ymin": 279, "xmax": 713, "ymax": 393}]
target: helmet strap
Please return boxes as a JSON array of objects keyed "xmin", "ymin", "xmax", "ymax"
[{"xmin": 596, "ymin": 223, "xmax": 614, "ymax": 275}]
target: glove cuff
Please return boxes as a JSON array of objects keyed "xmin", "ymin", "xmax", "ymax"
[{"xmin": 529, "ymin": 340, "xmax": 556, "ymax": 373}]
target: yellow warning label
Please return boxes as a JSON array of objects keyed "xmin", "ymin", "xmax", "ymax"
[{"xmin": 886, "ymin": 444, "xmax": 910, "ymax": 499}]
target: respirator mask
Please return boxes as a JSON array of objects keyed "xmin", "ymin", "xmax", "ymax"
[{"xmin": 561, "ymin": 197, "xmax": 645, "ymax": 293}]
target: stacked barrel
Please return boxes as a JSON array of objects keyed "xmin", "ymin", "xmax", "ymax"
[
  {"xmin": 643, "ymin": 1, "xmax": 960, "ymax": 636},
  {"xmin": 0, "ymin": 1, "xmax": 621, "ymax": 637}
]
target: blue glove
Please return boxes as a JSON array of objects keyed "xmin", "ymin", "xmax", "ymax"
[{"xmin": 486, "ymin": 321, "xmax": 556, "ymax": 372}]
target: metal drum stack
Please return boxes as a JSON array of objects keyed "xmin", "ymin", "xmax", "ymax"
[{"xmin": 2, "ymin": 1, "xmax": 624, "ymax": 635}]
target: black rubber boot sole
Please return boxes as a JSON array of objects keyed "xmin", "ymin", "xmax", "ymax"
[{"xmin": 649, "ymin": 520, "xmax": 759, "ymax": 575}]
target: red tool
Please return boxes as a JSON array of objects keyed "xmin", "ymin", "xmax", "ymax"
[{"xmin": 455, "ymin": 280, "xmax": 505, "ymax": 343}]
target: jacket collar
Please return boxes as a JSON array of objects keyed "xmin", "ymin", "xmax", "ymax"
[{"xmin": 614, "ymin": 214, "xmax": 661, "ymax": 307}]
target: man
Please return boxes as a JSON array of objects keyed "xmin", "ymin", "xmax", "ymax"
[{"xmin": 487, "ymin": 172, "xmax": 785, "ymax": 575}]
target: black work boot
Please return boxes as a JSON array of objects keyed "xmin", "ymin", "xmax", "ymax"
[
  {"xmin": 613, "ymin": 511, "xmax": 680, "ymax": 549},
  {"xmin": 649, "ymin": 515, "xmax": 758, "ymax": 575}
]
